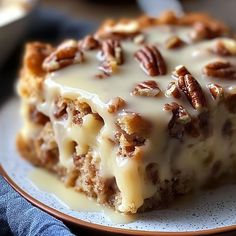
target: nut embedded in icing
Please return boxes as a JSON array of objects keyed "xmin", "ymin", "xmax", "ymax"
[{"xmin": 134, "ymin": 45, "xmax": 167, "ymax": 76}]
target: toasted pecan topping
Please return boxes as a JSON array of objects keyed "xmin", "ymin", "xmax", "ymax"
[
  {"xmin": 207, "ymin": 83, "xmax": 224, "ymax": 100},
  {"xmin": 134, "ymin": 45, "xmax": 167, "ymax": 76},
  {"xmin": 164, "ymin": 102, "xmax": 191, "ymax": 124},
  {"xmin": 106, "ymin": 20, "xmax": 140, "ymax": 34},
  {"xmin": 78, "ymin": 35, "xmax": 100, "ymax": 50},
  {"xmin": 211, "ymin": 40, "xmax": 236, "ymax": 56},
  {"xmin": 165, "ymin": 81, "xmax": 181, "ymax": 99},
  {"xmin": 97, "ymin": 39, "xmax": 124, "ymax": 76},
  {"xmin": 100, "ymin": 39, "xmax": 124, "ymax": 65},
  {"xmin": 164, "ymin": 102, "xmax": 191, "ymax": 140},
  {"xmin": 178, "ymin": 74, "xmax": 207, "ymax": 111},
  {"xmin": 43, "ymin": 40, "xmax": 84, "ymax": 72},
  {"xmin": 107, "ymin": 97, "xmax": 126, "ymax": 113},
  {"xmin": 190, "ymin": 22, "xmax": 223, "ymax": 41},
  {"xmin": 99, "ymin": 60, "xmax": 119, "ymax": 76},
  {"xmin": 173, "ymin": 65, "xmax": 207, "ymax": 110},
  {"xmin": 212, "ymin": 41, "xmax": 230, "ymax": 56},
  {"xmin": 203, "ymin": 61, "xmax": 236, "ymax": 80},
  {"xmin": 131, "ymin": 80, "xmax": 161, "ymax": 97},
  {"xmin": 97, "ymin": 20, "xmax": 140, "ymax": 40},
  {"xmin": 117, "ymin": 112, "xmax": 151, "ymax": 137},
  {"xmin": 165, "ymin": 36, "xmax": 185, "ymax": 49},
  {"xmin": 24, "ymin": 42, "xmax": 54, "ymax": 76}
]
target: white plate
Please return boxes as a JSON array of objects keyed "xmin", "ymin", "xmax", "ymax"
[{"xmin": 1, "ymin": 97, "xmax": 236, "ymax": 235}]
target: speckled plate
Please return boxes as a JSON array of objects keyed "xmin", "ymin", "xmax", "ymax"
[{"xmin": 1, "ymin": 97, "xmax": 236, "ymax": 235}]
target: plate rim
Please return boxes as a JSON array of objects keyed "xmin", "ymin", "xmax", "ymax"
[{"xmin": 1, "ymin": 165, "xmax": 236, "ymax": 235}]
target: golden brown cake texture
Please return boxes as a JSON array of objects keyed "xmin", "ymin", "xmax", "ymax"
[{"xmin": 17, "ymin": 11, "xmax": 236, "ymax": 214}]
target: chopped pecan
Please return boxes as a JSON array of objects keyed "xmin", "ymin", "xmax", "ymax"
[
  {"xmin": 29, "ymin": 105, "xmax": 49, "ymax": 125},
  {"xmin": 99, "ymin": 60, "xmax": 118, "ymax": 76},
  {"xmin": 164, "ymin": 102, "xmax": 191, "ymax": 140},
  {"xmin": 70, "ymin": 102, "xmax": 92, "ymax": 125},
  {"xmin": 190, "ymin": 22, "xmax": 223, "ymax": 42},
  {"xmin": 164, "ymin": 102, "xmax": 191, "ymax": 124},
  {"xmin": 178, "ymin": 74, "xmax": 207, "ymax": 111},
  {"xmin": 78, "ymin": 35, "xmax": 100, "ymax": 50},
  {"xmin": 43, "ymin": 40, "xmax": 84, "ymax": 72},
  {"xmin": 165, "ymin": 81, "xmax": 181, "ymax": 99},
  {"xmin": 116, "ymin": 133, "xmax": 144, "ymax": 159},
  {"xmin": 107, "ymin": 97, "xmax": 126, "ymax": 113},
  {"xmin": 98, "ymin": 20, "xmax": 140, "ymax": 40},
  {"xmin": 207, "ymin": 83, "xmax": 224, "ymax": 100},
  {"xmin": 203, "ymin": 61, "xmax": 236, "ymax": 80},
  {"xmin": 54, "ymin": 99, "xmax": 68, "ymax": 120},
  {"xmin": 131, "ymin": 80, "xmax": 161, "ymax": 97},
  {"xmin": 165, "ymin": 36, "xmax": 185, "ymax": 49},
  {"xmin": 100, "ymin": 39, "xmax": 124, "ymax": 65},
  {"xmin": 211, "ymin": 39, "xmax": 236, "ymax": 56},
  {"xmin": 117, "ymin": 112, "xmax": 151, "ymax": 138},
  {"xmin": 134, "ymin": 45, "xmax": 167, "ymax": 76},
  {"xmin": 24, "ymin": 42, "xmax": 54, "ymax": 77}
]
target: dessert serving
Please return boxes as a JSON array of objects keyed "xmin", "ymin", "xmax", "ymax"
[{"xmin": 17, "ymin": 11, "xmax": 236, "ymax": 214}]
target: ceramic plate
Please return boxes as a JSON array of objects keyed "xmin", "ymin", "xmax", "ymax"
[{"xmin": 1, "ymin": 97, "xmax": 236, "ymax": 235}]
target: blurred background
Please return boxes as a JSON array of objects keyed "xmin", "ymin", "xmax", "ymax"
[{"xmin": 1, "ymin": 0, "xmax": 236, "ymax": 106}]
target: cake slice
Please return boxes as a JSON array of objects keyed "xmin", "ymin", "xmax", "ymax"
[{"xmin": 17, "ymin": 12, "xmax": 236, "ymax": 214}]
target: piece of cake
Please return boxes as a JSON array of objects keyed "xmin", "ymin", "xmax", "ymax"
[{"xmin": 17, "ymin": 11, "xmax": 236, "ymax": 214}]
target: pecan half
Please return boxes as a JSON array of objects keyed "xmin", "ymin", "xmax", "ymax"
[
  {"xmin": 78, "ymin": 35, "xmax": 100, "ymax": 50},
  {"xmin": 134, "ymin": 45, "xmax": 167, "ymax": 76},
  {"xmin": 207, "ymin": 83, "xmax": 224, "ymax": 100},
  {"xmin": 190, "ymin": 22, "xmax": 223, "ymax": 42},
  {"xmin": 203, "ymin": 61, "xmax": 236, "ymax": 80},
  {"xmin": 164, "ymin": 102, "xmax": 191, "ymax": 140},
  {"xmin": 43, "ymin": 40, "xmax": 84, "ymax": 72},
  {"xmin": 100, "ymin": 39, "xmax": 124, "ymax": 65},
  {"xmin": 107, "ymin": 97, "xmax": 126, "ymax": 113},
  {"xmin": 165, "ymin": 36, "xmax": 185, "ymax": 49},
  {"xmin": 165, "ymin": 81, "xmax": 181, "ymax": 99},
  {"xmin": 131, "ymin": 80, "xmax": 161, "ymax": 97},
  {"xmin": 211, "ymin": 39, "xmax": 236, "ymax": 56},
  {"xmin": 178, "ymin": 74, "xmax": 207, "ymax": 111}
]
